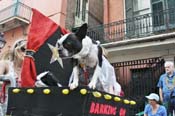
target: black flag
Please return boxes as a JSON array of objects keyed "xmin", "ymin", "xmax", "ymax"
[
  {"xmin": 21, "ymin": 9, "xmax": 73, "ymax": 87},
  {"xmin": 34, "ymin": 27, "xmax": 73, "ymax": 86}
]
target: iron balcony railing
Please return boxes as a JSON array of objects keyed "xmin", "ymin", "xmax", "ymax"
[
  {"xmin": 87, "ymin": 8, "xmax": 175, "ymax": 44},
  {"xmin": 0, "ymin": 2, "xmax": 32, "ymax": 23}
]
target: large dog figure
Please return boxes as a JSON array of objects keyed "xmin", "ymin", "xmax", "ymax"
[{"xmin": 57, "ymin": 23, "xmax": 121, "ymax": 95}]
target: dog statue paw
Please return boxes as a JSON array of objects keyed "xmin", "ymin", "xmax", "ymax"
[
  {"xmin": 88, "ymin": 81, "xmax": 96, "ymax": 89},
  {"xmin": 69, "ymin": 81, "xmax": 78, "ymax": 90}
]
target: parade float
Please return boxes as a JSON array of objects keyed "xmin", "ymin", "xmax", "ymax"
[
  {"xmin": 5, "ymin": 9, "xmax": 137, "ymax": 116},
  {"xmin": 6, "ymin": 87, "xmax": 137, "ymax": 116}
]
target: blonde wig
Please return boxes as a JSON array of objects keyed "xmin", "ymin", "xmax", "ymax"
[
  {"xmin": 11, "ymin": 39, "xmax": 27, "ymax": 61},
  {"xmin": 9, "ymin": 39, "xmax": 27, "ymax": 69}
]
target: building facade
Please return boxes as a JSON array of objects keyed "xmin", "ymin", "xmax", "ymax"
[
  {"xmin": 101, "ymin": 0, "xmax": 175, "ymax": 63},
  {"xmin": 0, "ymin": 0, "xmax": 67, "ymax": 54},
  {"xmin": 1, "ymin": 0, "xmax": 175, "ymax": 114},
  {"xmin": 86, "ymin": 0, "xmax": 175, "ymax": 114},
  {"xmin": 0, "ymin": 0, "xmax": 103, "ymax": 54},
  {"xmin": 65, "ymin": 0, "xmax": 103, "ymax": 31}
]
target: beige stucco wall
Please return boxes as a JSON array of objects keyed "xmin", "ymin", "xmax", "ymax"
[
  {"xmin": 0, "ymin": 0, "xmax": 16, "ymax": 9},
  {"xmin": 104, "ymin": 0, "xmax": 124, "ymax": 24},
  {"xmin": 0, "ymin": 26, "xmax": 28, "ymax": 55},
  {"xmin": 0, "ymin": 0, "xmax": 67, "ymax": 29},
  {"xmin": 0, "ymin": 0, "xmax": 67, "ymax": 55},
  {"xmin": 18, "ymin": 0, "xmax": 67, "ymax": 27}
]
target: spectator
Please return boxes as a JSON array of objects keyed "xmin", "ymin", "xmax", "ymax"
[
  {"xmin": 0, "ymin": 39, "xmax": 27, "ymax": 85},
  {"xmin": 157, "ymin": 61, "xmax": 175, "ymax": 116},
  {"xmin": 0, "ymin": 39, "xmax": 27, "ymax": 115},
  {"xmin": 144, "ymin": 93, "xmax": 167, "ymax": 116}
]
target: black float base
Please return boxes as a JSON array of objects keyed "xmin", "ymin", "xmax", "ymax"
[{"xmin": 6, "ymin": 87, "xmax": 131, "ymax": 116}]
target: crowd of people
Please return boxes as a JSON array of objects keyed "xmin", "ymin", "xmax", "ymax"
[{"xmin": 144, "ymin": 61, "xmax": 175, "ymax": 116}]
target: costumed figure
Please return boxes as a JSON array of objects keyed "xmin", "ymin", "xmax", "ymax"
[
  {"xmin": 57, "ymin": 23, "xmax": 122, "ymax": 96},
  {"xmin": 0, "ymin": 39, "xmax": 26, "ymax": 115}
]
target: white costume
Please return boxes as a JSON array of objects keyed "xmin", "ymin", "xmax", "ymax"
[
  {"xmin": 0, "ymin": 61, "xmax": 17, "ymax": 116},
  {"xmin": 100, "ymin": 56, "xmax": 121, "ymax": 95}
]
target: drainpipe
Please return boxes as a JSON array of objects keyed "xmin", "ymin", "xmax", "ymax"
[{"xmin": 14, "ymin": 0, "xmax": 19, "ymax": 16}]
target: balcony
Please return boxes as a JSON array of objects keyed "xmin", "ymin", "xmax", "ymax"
[
  {"xmin": 0, "ymin": 2, "xmax": 32, "ymax": 32},
  {"xmin": 87, "ymin": 8, "xmax": 175, "ymax": 44}
]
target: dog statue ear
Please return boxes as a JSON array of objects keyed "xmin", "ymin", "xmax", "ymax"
[{"xmin": 75, "ymin": 23, "xmax": 88, "ymax": 40}]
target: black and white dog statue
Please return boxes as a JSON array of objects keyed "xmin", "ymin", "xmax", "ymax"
[{"xmin": 57, "ymin": 23, "xmax": 121, "ymax": 95}]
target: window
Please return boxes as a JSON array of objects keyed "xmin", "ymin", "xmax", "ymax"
[
  {"xmin": 152, "ymin": 1, "xmax": 164, "ymax": 27},
  {"xmin": 151, "ymin": 0, "xmax": 175, "ymax": 28},
  {"xmin": 133, "ymin": 0, "xmax": 138, "ymax": 11},
  {"xmin": 167, "ymin": 0, "xmax": 175, "ymax": 25},
  {"xmin": 76, "ymin": 0, "xmax": 81, "ymax": 17},
  {"xmin": 82, "ymin": 0, "xmax": 87, "ymax": 21},
  {"xmin": 76, "ymin": 0, "xmax": 87, "ymax": 20},
  {"xmin": 74, "ymin": 0, "xmax": 88, "ymax": 27},
  {"xmin": 167, "ymin": 0, "xmax": 175, "ymax": 8}
]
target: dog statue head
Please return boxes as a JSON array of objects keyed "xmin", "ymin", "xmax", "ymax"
[{"xmin": 57, "ymin": 23, "xmax": 90, "ymax": 59}]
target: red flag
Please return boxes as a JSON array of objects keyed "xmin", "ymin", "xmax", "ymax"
[{"xmin": 21, "ymin": 8, "xmax": 68, "ymax": 87}]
